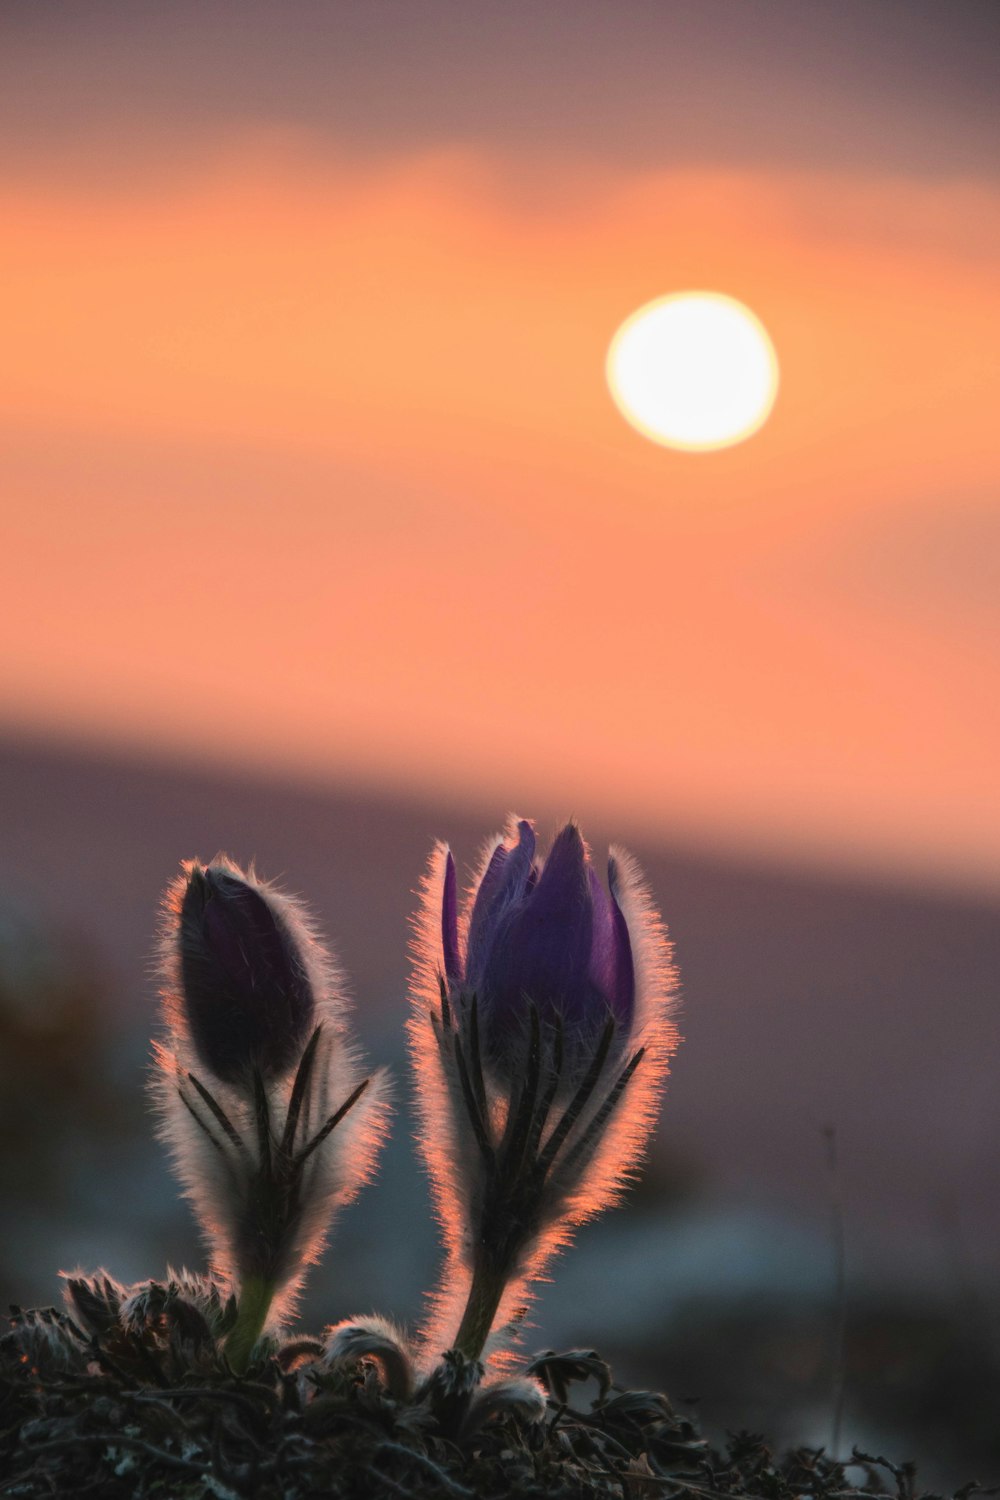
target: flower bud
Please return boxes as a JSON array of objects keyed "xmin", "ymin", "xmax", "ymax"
[
  {"xmin": 153, "ymin": 857, "xmax": 390, "ymax": 1365},
  {"xmin": 179, "ymin": 862, "xmax": 315, "ymax": 1083}
]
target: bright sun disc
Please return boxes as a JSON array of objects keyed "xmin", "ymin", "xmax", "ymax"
[{"xmin": 606, "ymin": 291, "xmax": 779, "ymax": 451}]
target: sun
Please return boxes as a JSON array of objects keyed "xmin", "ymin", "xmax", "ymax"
[{"xmin": 606, "ymin": 292, "xmax": 779, "ymax": 452}]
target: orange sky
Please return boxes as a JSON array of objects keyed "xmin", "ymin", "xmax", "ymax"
[{"xmin": 2, "ymin": 138, "xmax": 998, "ymax": 894}]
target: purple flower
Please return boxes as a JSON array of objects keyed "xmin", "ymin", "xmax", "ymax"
[
  {"xmin": 410, "ymin": 816, "xmax": 680, "ymax": 1365},
  {"xmin": 179, "ymin": 862, "xmax": 315, "ymax": 1084},
  {"xmin": 443, "ymin": 821, "xmax": 634, "ymax": 1065}
]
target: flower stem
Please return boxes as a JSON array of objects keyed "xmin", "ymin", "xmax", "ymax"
[
  {"xmin": 225, "ymin": 1276, "xmax": 274, "ymax": 1373},
  {"xmin": 452, "ymin": 1255, "xmax": 512, "ymax": 1361}
]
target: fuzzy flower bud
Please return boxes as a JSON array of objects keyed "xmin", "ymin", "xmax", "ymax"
[
  {"xmin": 152, "ymin": 856, "xmax": 390, "ymax": 1369},
  {"xmin": 410, "ymin": 817, "xmax": 679, "ymax": 1366},
  {"xmin": 179, "ymin": 864, "xmax": 315, "ymax": 1083}
]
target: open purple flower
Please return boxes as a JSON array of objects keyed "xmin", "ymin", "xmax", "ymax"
[
  {"xmin": 410, "ymin": 817, "xmax": 679, "ymax": 1366},
  {"xmin": 442, "ymin": 820, "xmax": 635, "ymax": 1069}
]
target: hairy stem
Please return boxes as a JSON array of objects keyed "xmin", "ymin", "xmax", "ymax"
[
  {"xmin": 451, "ymin": 1157, "xmax": 539, "ymax": 1361},
  {"xmin": 451, "ymin": 1254, "xmax": 513, "ymax": 1362},
  {"xmin": 225, "ymin": 1275, "xmax": 274, "ymax": 1374}
]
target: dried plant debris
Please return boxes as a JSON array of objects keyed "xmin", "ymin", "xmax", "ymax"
[{"xmin": 1, "ymin": 1307, "xmax": 986, "ymax": 1500}]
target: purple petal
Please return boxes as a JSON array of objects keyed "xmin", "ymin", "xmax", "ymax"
[
  {"xmin": 466, "ymin": 819, "xmax": 536, "ymax": 988},
  {"xmin": 466, "ymin": 845, "xmax": 507, "ymax": 962},
  {"xmin": 587, "ymin": 866, "xmax": 616, "ymax": 996},
  {"xmin": 202, "ymin": 873, "xmax": 284, "ymax": 991},
  {"xmin": 441, "ymin": 850, "xmax": 462, "ymax": 985},
  {"xmin": 478, "ymin": 823, "xmax": 594, "ymax": 1035},
  {"xmin": 590, "ymin": 858, "xmax": 635, "ymax": 1026}
]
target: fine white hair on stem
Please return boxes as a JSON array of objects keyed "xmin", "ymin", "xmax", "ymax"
[
  {"xmin": 408, "ymin": 820, "xmax": 680, "ymax": 1369},
  {"xmin": 407, "ymin": 839, "xmax": 481, "ymax": 1362},
  {"xmin": 151, "ymin": 855, "xmax": 391, "ymax": 1327}
]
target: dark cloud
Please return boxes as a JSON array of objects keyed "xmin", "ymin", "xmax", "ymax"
[{"xmin": 3, "ymin": 0, "xmax": 998, "ymax": 177}]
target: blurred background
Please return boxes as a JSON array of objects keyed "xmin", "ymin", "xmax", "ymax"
[{"xmin": 2, "ymin": 0, "xmax": 999, "ymax": 1484}]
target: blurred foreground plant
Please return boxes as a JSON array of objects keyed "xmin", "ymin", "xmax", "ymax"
[{"xmin": 3, "ymin": 1294, "xmax": 967, "ymax": 1500}]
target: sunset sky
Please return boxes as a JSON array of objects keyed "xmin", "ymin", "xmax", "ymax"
[{"xmin": 2, "ymin": 0, "xmax": 998, "ymax": 895}]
